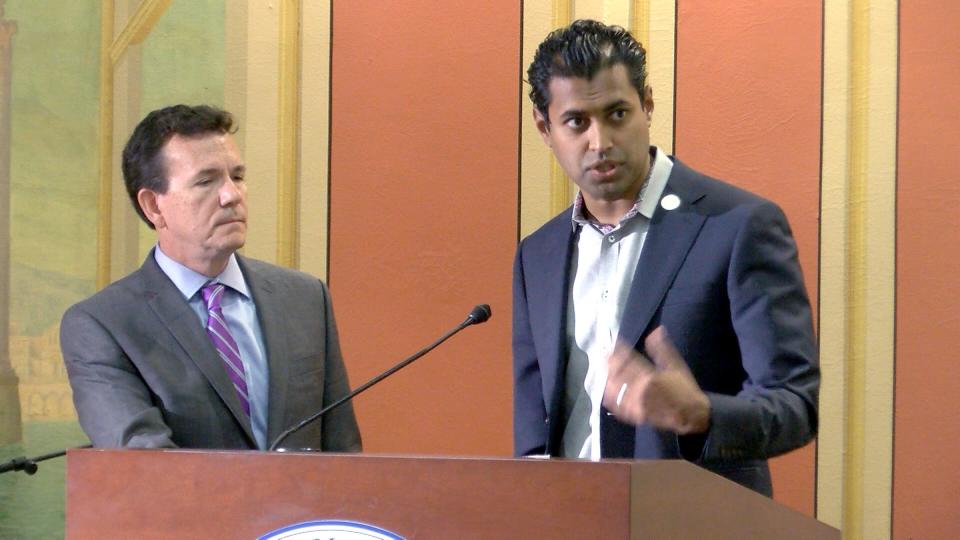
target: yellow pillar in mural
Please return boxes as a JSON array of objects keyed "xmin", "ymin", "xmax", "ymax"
[{"xmin": 0, "ymin": 1, "xmax": 21, "ymax": 445}]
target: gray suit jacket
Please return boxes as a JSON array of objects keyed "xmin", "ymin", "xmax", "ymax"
[{"xmin": 61, "ymin": 251, "xmax": 362, "ymax": 451}]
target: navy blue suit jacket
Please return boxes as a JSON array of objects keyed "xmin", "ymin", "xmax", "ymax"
[{"xmin": 512, "ymin": 157, "xmax": 819, "ymax": 495}]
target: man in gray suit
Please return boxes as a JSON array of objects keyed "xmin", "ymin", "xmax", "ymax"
[{"xmin": 61, "ymin": 105, "xmax": 361, "ymax": 451}]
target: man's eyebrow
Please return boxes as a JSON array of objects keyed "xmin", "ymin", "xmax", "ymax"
[
  {"xmin": 191, "ymin": 167, "xmax": 221, "ymax": 179},
  {"xmin": 190, "ymin": 164, "xmax": 246, "ymax": 180},
  {"xmin": 603, "ymin": 99, "xmax": 631, "ymax": 111},
  {"xmin": 558, "ymin": 99, "xmax": 632, "ymax": 119},
  {"xmin": 558, "ymin": 108, "xmax": 585, "ymax": 120}
]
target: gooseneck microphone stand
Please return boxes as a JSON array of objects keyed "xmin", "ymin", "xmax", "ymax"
[
  {"xmin": 0, "ymin": 444, "xmax": 92, "ymax": 476},
  {"xmin": 268, "ymin": 304, "xmax": 491, "ymax": 451},
  {"xmin": 4, "ymin": 304, "xmax": 493, "ymax": 469}
]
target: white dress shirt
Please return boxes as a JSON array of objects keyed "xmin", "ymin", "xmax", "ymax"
[{"xmin": 560, "ymin": 146, "xmax": 674, "ymax": 459}]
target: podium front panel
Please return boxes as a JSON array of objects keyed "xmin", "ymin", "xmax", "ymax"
[
  {"xmin": 66, "ymin": 449, "xmax": 839, "ymax": 539},
  {"xmin": 67, "ymin": 449, "xmax": 633, "ymax": 539}
]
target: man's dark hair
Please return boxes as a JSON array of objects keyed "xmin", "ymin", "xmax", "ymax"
[
  {"xmin": 121, "ymin": 104, "xmax": 236, "ymax": 228},
  {"xmin": 527, "ymin": 19, "xmax": 648, "ymax": 123}
]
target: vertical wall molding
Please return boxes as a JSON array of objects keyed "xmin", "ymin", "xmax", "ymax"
[
  {"xmin": 548, "ymin": 0, "xmax": 574, "ymax": 216},
  {"xmin": 636, "ymin": 0, "xmax": 674, "ymax": 154},
  {"xmin": 817, "ymin": 0, "xmax": 850, "ymax": 529},
  {"xmin": 630, "ymin": 0, "xmax": 649, "ymax": 42},
  {"xmin": 96, "ymin": 0, "xmax": 115, "ymax": 290},
  {"xmin": 519, "ymin": 0, "xmax": 555, "ymax": 237},
  {"xmin": 276, "ymin": 0, "xmax": 300, "ymax": 268},
  {"xmin": 96, "ymin": 0, "xmax": 172, "ymax": 289},
  {"xmin": 859, "ymin": 2, "xmax": 897, "ymax": 538},
  {"xmin": 575, "ymin": 0, "xmax": 628, "ymax": 27},
  {"xmin": 240, "ymin": 3, "xmax": 281, "ymax": 264},
  {"xmin": 110, "ymin": 0, "xmax": 148, "ymax": 283},
  {"xmin": 842, "ymin": 1, "xmax": 870, "ymax": 534},
  {"xmin": 298, "ymin": 0, "xmax": 331, "ymax": 279},
  {"xmin": 820, "ymin": 1, "xmax": 897, "ymax": 537}
]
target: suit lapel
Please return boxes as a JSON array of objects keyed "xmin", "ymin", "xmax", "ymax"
[
  {"xmin": 239, "ymin": 258, "xmax": 292, "ymax": 445},
  {"xmin": 140, "ymin": 254, "xmax": 257, "ymax": 445},
  {"xmin": 527, "ymin": 215, "xmax": 576, "ymax": 433},
  {"xmin": 618, "ymin": 163, "xmax": 708, "ymax": 348}
]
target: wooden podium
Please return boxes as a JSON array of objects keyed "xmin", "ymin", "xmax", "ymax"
[{"xmin": 66, "ymin": 448, "xmax": 839, "ymax": 539}]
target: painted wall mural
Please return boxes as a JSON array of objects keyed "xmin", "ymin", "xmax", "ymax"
[{"xmin": 0, "ymin": 1, "xmax": 226, "ymax": 536}]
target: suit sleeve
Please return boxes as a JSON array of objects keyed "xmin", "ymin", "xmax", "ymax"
[
  {"xmin": 317, "ymin": 281, "xmax": 363, "ymax": 452},
  {"xmin": 512, "ymin": 243, "xmax": 550, "ymax": 456},
  {"xmin": 697, "ymin": 201, "xmax": 820, "ymax": 462},
  {"xmin": 60, "ymin": 305, "xmax": 177, "ymax": 448}
]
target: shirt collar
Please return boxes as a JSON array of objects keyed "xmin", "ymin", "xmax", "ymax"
[
  {"xmin": 570, "ymin": 146, "xmax": 673, "ymax": 231},
  {"xmin": 153, "ymin": 245, "xmax": 251, "ymax": 301}
]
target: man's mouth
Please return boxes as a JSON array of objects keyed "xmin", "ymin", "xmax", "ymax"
[{"xmin": 589, "ymin": 161, "xmax": 619, "ymax": 176}]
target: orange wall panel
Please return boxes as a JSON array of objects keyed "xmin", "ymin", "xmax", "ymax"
[
  {"xmin": 895, "ymin": 2, "xmax": 960, "ymax": 538},
  {"xmin": 328, "ymin": 1, "xmax": 520, "ymax": 455},
  {"xmin": 674, "ymin": 1, "xmax": 822, "ymax": 515}
]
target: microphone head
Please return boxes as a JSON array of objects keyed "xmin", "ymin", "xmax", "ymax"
[{"xmin": 466, "ymin": 304, "xmax": 492, "ymax": 325}]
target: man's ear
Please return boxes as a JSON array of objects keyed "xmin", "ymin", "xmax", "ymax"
[
  {"xmin": 533, "ymin": 108, "xmax": 552, "ymax": 147},
  {"xmin": 642, "ymin": 85, "xmax": 655, "ymax": 123},
  {"xmin": 137, "ymin": 189, "xmax": 165, "ymax": 229}
]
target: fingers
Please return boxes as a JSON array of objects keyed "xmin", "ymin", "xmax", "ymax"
[
  {"xmin": 608, "ymin": 338, "xmax": 653, "ymax": 374},
  {"xmin": 603, "ymin": 375, "xmax": 644, "ymax": 425},
  {"xmin": 604, "ymin": 365, "xmax": 633, "ymax": 408},
  {"xmin": 602, "ymin": 327, "xmax": 709, "ymax": 433},
  {"xmin": 605, "ymin": 340, "xmax": 650, "ymax": 402},
  {"xmin": 644, "ymin": 326, "xmax": 689, "ymax": 372},
  {"xmin": 604, "ymin": 337, "xmax": 654, "ymax": 417}
]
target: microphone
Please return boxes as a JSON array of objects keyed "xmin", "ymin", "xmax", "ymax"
[
  {"xmin": 268, "ymin": 304, "xmax": 492, "ymax": 451},
  {"xmin": 465, "ymin": 304, "xmax": 491, "ymax": 325},
  {"xmin": 0, "ymin": 444, "xmax": 93, "ymax": 476}
]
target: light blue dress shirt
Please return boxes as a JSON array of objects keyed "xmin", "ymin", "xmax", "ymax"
[{"xmin": 154, "ymin": 246, "xmax": 270, "ymax": 449}]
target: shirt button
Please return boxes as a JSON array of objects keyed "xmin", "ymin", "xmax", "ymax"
[{"xmin": 607, "ymin": 235, "xmax": 616, "ymax": 243}]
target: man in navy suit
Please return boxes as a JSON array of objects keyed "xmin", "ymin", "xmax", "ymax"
[{"xmin": 513, "ymin": 20, "xmax": 819, "ymax": 496}]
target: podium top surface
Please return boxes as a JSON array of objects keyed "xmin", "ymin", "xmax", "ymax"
[{"xmin": 66, "ymin": 448, "xmax": 839, "ymax": 540}]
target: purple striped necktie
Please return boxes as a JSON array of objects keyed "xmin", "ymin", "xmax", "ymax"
[{"xmin": 201, "ymin": 282, "xmax": 250, "ymax": 416}]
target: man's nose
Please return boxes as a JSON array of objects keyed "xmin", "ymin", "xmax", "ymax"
[
  {"xmin": 587, "ymin": 122, "xmax": 613, "ymax": 152},
  {"xmin": 220, "ymin": 177, "xmax": 244, "ymax": 205}
]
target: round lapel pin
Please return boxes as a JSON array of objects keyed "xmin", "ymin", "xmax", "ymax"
[{"xmin": 660, "ymin": 194, "xmax": 681, "ymax": 211}]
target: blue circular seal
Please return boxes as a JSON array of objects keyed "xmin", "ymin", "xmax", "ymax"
[{"xmin": 258, "ymin": 519, "xmax": 405, "ymax": 540}]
